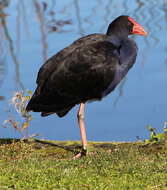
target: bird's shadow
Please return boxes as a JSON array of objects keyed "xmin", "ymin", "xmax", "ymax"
[
  {"xmin": 34, "ymin": 139, "xmax": 81, "ymax": 154},
  {"xmin": 0, "ymin": 138, "xmax": 82, "ymax": 155}
]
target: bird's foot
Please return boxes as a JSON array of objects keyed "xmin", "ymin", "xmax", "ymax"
[{"xmin": 72, "ymin": 147, "xmax": 87, "ymax": 160}]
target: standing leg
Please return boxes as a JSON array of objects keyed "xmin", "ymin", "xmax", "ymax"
[
  {"xmin": 77, "ymin": 103, "xmax": 87, "ymax": 151},
  {"xmin": 73, "ymin": 103, "xmax": 87, "ymax": 159}
]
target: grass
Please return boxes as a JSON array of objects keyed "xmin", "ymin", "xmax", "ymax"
[{"xmin": 0, "ymin": 139, "xmax": 167, "ymax": 190}]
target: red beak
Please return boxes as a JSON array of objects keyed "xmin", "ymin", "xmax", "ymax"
[{"xmin": 128, "ymin": 17, "xmax": 147, "ymax": 36}]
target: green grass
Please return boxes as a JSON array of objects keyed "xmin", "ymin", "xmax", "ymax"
[{"xmin": 0, "ymin": 139, "xmax": 167, "ymax": 190}]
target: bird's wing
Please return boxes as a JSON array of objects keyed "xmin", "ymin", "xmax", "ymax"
[
  {"xmin": 40, "ymin": 38, "xmax": 119, "ymax": 103},
  {"xmin": 26, "ymin": 35, "xmax": 125, "ymax": 114}
]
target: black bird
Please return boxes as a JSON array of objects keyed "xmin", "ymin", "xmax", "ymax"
[{"xmin": 26, "ymin": 15, "xmax": 147, "ymax": 158}]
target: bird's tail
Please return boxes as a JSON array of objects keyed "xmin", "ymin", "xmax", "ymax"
[
  {"xmin": 41, "ymin": 106, "xmax": 72, "ymax": 117},
  {"xmin": 26, "ymin": 89, "xmax": 74, "ymax": 118}
]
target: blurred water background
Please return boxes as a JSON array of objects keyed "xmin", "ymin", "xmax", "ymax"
[{"xmin": 0, "ymin": 0, "xmax": 167, "ymax": 141}]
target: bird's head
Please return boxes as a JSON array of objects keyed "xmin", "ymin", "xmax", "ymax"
[{"xmin": 107, "ymin": 15, "xmax": 147, "ymax": 37}]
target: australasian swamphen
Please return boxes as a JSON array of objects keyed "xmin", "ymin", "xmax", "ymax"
[{"xmin": 26, "ymin": 15, "xmax": 147, "ymax": 158}]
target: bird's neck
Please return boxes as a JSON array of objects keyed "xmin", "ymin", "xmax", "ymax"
[
  {"xmin": 106, "ymin": 26, "xmax": 129, "ymax": 38},
  {"xmin": 107, "ymin": 34, "xmax": 128, "ymax": 47}
]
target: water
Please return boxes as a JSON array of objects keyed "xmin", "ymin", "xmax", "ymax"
[{"xmin": 0, "ymin": 0, "xmax": 167, "ymax": 141}]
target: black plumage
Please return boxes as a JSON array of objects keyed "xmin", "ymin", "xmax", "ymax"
[
  {"xmin": 26, "ymin": 16, "xmax": 140, "ymax": 116},
  {"xmin": 26, "ymin": 15, "xmax": 147, "ymax": 156}
]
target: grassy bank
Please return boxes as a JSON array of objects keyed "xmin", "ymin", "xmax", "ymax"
[{"xmin": 0, "ymin": 138, "xmax": 167, "ymax": 190}]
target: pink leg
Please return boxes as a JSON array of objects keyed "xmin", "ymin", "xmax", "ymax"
[
  {"xmin": 77, "ymin": 103, "xmax": 87, "ymax": 150},
  {"xmin": 73, "ymin": 103, "xmax": 87, "ymax": 159}
]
